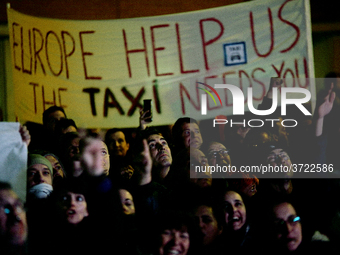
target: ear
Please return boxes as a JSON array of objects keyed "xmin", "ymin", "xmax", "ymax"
[
  {"xmin": 126, "ymin": 142, "xmax": 130, "ymax": 150},
  {"xmin": 84, "ymin": 208, "xmax": 89, "ymax": 217}
]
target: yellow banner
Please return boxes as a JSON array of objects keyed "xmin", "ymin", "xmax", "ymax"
[{"xmin": 7, "ymin": 0, "xmax": 314, "ymax": 128}]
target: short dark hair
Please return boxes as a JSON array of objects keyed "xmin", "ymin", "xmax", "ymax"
[
  {"xmin": 105, "ymin": 128, "xmax": 128, "ymax": 144},
  {"xmin": 142, "ymin": 127, "xmax": 163, "ymax": 140},
  {"xmin": 192, "ymin": 195, "xmax": 225, "ymax": 229},
  {"xmin": 172, "ymin": 117, "xmax": 198, "ymax": 149},
  {"xmin": 43, "ymin": 106, "xmax": 66, "ymax": 125}
]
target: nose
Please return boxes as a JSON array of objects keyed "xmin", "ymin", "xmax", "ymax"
[
  {"xmin": 34, "ymin": 172, "xmax": 45, "ymax": 184},
  {"xmin": 6, "ymin": 206, "xmax": 24, "ymax": 224},
  {"xmin": 198, "ymin": 218, "xmax": 205, "ymax": 229},
  {"xmin": 155, "ymin": 142, "xmax": 165, "ymax": 151},
  {"xmin": 274, "ymin": 155, "xmax": 282, "ymax": 165},
  {"xmin": 66, "ymin": 196, "xmax": 76, "ymax": 208},
  {"xmin": 122, "ymin": 205, "xmax": 129, "ymax": 214},
  {"xmin": 115, "ymin": 141, "xmax": 120, "ymax": 147},
  {"xmin": 172, "ymin": 233, "xmax": 181, "ymax": 245},
  {"xmin": 283, "ymin": 222, "xmax": 294, "ymax": 233}
]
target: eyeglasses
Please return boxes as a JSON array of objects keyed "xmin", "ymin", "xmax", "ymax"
[
  {"xmin": 268, "ymin": 151, "xmax": 291, "ymax": 164},
  {"xmin": 208, "ymin": 150, "xmax": 229, "ymax": 158},
  {"xmin": 0, "ymin": 203, "xmax": 25, "ymax": 215},
  {"xmin": 274, "ymin": 215, "xmax": 300, "ymax": 230}
]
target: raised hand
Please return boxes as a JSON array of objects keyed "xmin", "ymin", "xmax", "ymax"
[
  {"xmin": 19, "ymin": 125, "xmax": 31, "ymax": 147},
  {"xmin": 317, "ymin": 83, "xmax": 336, "ymax": 119},
  {"xmin": 315, "ymin": 83, "xmax": 336, "ymax": 136},
  {"xmin": 133, "ymin": 139, "xmax": 152, "ymax": 185},
  {"xmin": 139, "ymin": 109, "xmax": 152, "ymax": 130}
]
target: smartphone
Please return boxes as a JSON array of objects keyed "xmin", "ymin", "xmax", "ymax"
[{"xmin": 143, "ymin": 99, "xmax": 152, "ymax": 122}]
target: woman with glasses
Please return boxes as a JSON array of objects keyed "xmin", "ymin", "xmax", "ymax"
[{"xmin": 262, "ymin": 199, "xmax": 333, "ymax": 254}]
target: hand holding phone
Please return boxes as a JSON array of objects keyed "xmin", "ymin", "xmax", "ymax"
[{"xmin": 143, "ymin": 99, "xmax": 152, "ymax": 123}]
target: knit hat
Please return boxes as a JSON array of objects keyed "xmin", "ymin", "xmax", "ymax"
[{"xmin": 27, "ymin": 154, "xmax": 53, "ymax": 175}]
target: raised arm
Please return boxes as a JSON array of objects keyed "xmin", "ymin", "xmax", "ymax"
[
  {"xmin": 19, "ymin": 124, "xmax": 31, "ymax": 147},
  {"xmin": 133, "ymin": 139, "xmax": 152, "ymax": 185},
  {"xmin": 315, "ymin": 84, "xmax": 336, "ymax": 137},
  {"xmin": 139, "ymin": 108, "xmax": 152, "ymax": 130}
]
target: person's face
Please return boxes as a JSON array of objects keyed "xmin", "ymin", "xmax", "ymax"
[
  {"xmin": 108, "ymin": 131, "xmax": 130, "ymax": 157},
  {"xmin": 45, "ymin": 110, "xmax": 66, "ymax": 132},
  {"xmin": 267, "ymin": 149, "xmax": 293, "ymax": 179},
  {"xmin": 189, "ymin": 148, "xmax": 212, "ymax": 188},
  {"xmin": 147, "ymin": 134, "xmax": 172, "ymax": 168},
  {"xmin": 119, "ymin": 189, "xmax": 135, "ymax": 215},
  {"xmin": 67, "ymin": 137, "xmax": 81, "ymax": 160},
  {"xmin": 60, "ymin": 192, "xmax": 89, "ymax": 225},
  {"xmin": 195, "ymin": 205, "xmax": 222, "ymax": 246},
  {"xmin": 207, "ymin": 142, "xmax": 231, "ymax": 167},
  {"xmin": 27, "ymin": 164, "xmax": 53, "ymax": 189},
  {"xmin": 0, "ymin": 189, "xmax": 27, "ymax": 245},
  {"xmin": 267, "ymin": 149, "xmax": 292, "ymax": 168},
  {"xmin": 224, "ymin": 191, "xmax": 246, "ymax": 231},
  {"xmin": 45, "ymin": 155, "xmax": 64, "ymax": 179},
  {"xmin": 159, "ymin": 227, "xmax": 190, "ymax": 255},
  {"xmin": 272, "ymin": 202, "xmax": 302, "ymax": 252},
  {"xmin": 181, "ymin": 123, "xmax": 203, "ymax": 149},
  {"xmin": 100, "ymin": 141, "xmax": 110, "ymax": 176}
]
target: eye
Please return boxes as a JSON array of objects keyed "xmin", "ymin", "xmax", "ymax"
[
  {"xmin": 183, "ymin": 130, "xmax": 190, "ymax": 136},
  {"xmin": 235, "ymin": 201, "xmax": 243, "ymax": 207},
  {"xmin": 180, "ymin": 232, "xmax": 189, "ymax": 239},
  {"xmin": 201, "ymin": 160, "xmax": 207, "ymax": 165},
  {"xmin": 161, "ymin": 141, "xmax": 168, "ymax": 146},
  {"xmin": 162, "ymin": 229, "xmax": 171, "ymax": 236},
  {"xmin": 27, "ymin": 171, "xmax": 36, "ymax": 177},
  {"xmin": 43, "ymin": 171, "xmax": 51, "ymax": 176},
  {"xmin": 202, "ymin": 216, "xmax": 213, "ymax": 224},
  {"xmin": 101, "ymin": 150, "xmax": 108, "ymax": 156},
  {"xmin": 124, "ymin": 201, "xmax": 133, "ymax": 206},
  {"xmin": 148, "ymin": 143, "xmax": 156, "ymax": 149},
  {"xmin": 76, "ymin": 195, "xmax": 85, "ymax": 202}
]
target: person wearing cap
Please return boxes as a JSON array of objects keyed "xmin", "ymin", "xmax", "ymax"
[
  {"xmin": 27, "ymin": 154, "xmax": 53, "ymax": 190},
  {"xmin": 25, "ymin": 154, "xmax": 54, "ymax": 255}
]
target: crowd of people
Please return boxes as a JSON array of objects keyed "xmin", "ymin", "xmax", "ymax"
[{"xmin": 1, "ymin": 76, "xmax": 340, "ymax": 255}]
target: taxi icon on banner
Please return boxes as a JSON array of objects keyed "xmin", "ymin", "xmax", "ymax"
[{"xmin": 224, "ymin": 42, "xmax": 247, "ymax": 66}]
